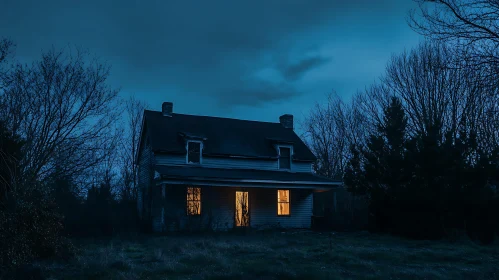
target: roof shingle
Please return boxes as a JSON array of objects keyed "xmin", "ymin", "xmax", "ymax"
[{"xmin": 143, "ymin": 110, "xmax": 316, "ymax": 161}]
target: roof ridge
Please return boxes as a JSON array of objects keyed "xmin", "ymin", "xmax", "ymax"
[{"xmin": 144, "ymin": 109, "xmax": 281, "ymax": 125}]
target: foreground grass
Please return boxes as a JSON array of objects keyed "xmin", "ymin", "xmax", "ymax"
[{"xmin": 38, "ymin": 231, "xmax": 499, "ymax": 280}]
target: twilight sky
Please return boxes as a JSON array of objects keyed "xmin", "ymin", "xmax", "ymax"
[{"xmin": 1, "ymin": 0, "xmax": 422, "ymax": 128}]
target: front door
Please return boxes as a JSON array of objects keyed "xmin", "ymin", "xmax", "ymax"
[{"xmin": 235, "ymin": 191, "xmax": 250, "ymax": 227}]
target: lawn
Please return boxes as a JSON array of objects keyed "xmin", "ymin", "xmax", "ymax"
[{"xmin": 37, "ymin": 231, "xmax": 499, "ymax": 280}]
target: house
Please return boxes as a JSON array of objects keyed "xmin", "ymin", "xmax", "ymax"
[{"xmin": 137, "ymin": 102, "xmax": 342, "ymax": 232}]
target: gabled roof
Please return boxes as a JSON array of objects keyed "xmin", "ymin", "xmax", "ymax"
[{"xmin": 142, "ymin": 110, "xmax": 317, "ymax": 161}]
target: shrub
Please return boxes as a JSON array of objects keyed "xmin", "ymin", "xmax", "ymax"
[{"xmin": 0, "ymin": 188, "xmax": 75, "ymax": 272}]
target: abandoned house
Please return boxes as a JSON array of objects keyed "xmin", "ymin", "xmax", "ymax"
[{"xmin": 137, "ymin": 102, "xmax": 342, "ymax": 232}]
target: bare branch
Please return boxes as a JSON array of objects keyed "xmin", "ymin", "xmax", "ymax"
[{"xmin": 0, "ymin": 45, "xmax": 121, "ymax": 186}]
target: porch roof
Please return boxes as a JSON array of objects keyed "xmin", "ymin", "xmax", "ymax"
[{"xmin": 155, "ymin": 165, "xmax": 343, "ymax": 189}]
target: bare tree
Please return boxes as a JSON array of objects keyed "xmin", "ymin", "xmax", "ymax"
[
  {"xmin": 409, "ymin": 0, "xmax": 499, "ymax": 74},
  {"xmin": 356, "ymin": 84, "xmax": 392, "ymax": 136},
  {"xmin": 304, "ymin": 42, "xmax": 499, "ymax": 183},
  {"xmin": 0, "ymin": 39, "xmax": 17, "ymax": 200},
  {"xmin": 0, "ymin": 39, "xmax": 14, "ymax": 90},
  {"xmin": 0, "ymin": 45, "xmax": 121, "ymax": 186},
  {"xmin": 0, "ymin": 39, "xmax": 13, "ymax": 66},
  {"xmin": 360, "ymin": 41, "xmax": 499, "ymax": 152},
  {"xmin": 303, "ymin": 92, "xmax": 367, "ymax": 179},
  {"xmin": 118, "ymin": 95, "xmax": 147, "ymax": 201}
]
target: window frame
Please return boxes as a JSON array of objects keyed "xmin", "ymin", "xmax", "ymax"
[
  {"xmin": 277, "ymin": 145, "xmax": 292, "ymax": 170},
  {"xmin": 186, "ymin": 187, "xmax": 202, "ymax": 216},
  {"xmin": 277, "ymin": 189, "xmax": 291, "ymax": 216},
  {"xmin": 186, "ymin": 140, "xmax": 203, "ymax": 164}
]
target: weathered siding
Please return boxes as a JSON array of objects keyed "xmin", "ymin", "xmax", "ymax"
[
  {"xmin": 156, "ymin": 185, "xmax": 234, "ymax": 232},
  {"xmin": 155, "ymin": 154, "xmax": 312, "ymax": 172},
  {"xmin": 292, "ymin": 162, "xmax": 313, "ymax": 173},
  {"xmin": 151, "ymin": 186, "xmax": 313, "ymax": 232},
  {"xmin": 137, "ymin": 139, "xmax": 154, "ymax": 221},
  {"xmin": 250, "ymin": 189, "xmax": 313, "ymax": 229},
  {"xmin": 155, "ymin": 154, "xmax": 186, "ymax": 166}
]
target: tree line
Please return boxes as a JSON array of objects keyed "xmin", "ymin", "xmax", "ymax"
[
  {"xmin": 304, "ymin": 1, "xmax": 499, "ymax": 243},
  {"xmin": 2, "ymin": 0, "xmax": 499, "ymax": 274},
  {"xmin": 0, "ymin": 41, "xmax": 147, "ymax": 271}
]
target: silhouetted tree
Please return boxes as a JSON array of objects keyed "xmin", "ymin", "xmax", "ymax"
[
  {"xmin": 409, "ymin": 0, "xmax": 499, "ymax": 76},
  {"xmin": 303, "ymin": 92, "xmax": 366, "ymax": 179},
  {"xmin": 85, "ymin": 181, "xmax": 116, "ymax": 236},
  {"xmin": 0, "ymin": 119, "xmax": 23, "ymax": 209},
  {"xmin": 118, "ymin": 95, "xmax": 147, "ymax": 201},
  {"xmin": 0, "ymin": 43, "xmax": 121, "ymax": 185},
  {"xmin": 344, "ymin": 96, "xmax": 409, "ymax": 233},
  {"xmin": 0, "ymin": 120, "xmax": 70, "ymax": 271}
]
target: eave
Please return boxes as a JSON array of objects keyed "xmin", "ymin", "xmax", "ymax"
[{"xmin": 155, "ymin": 176, "xmax": 343, "ymax": 190}]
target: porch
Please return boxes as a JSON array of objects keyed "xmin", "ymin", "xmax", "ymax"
[{"xmin": 149, "ymin": 166, "xmax": 342, "ymax": 232}]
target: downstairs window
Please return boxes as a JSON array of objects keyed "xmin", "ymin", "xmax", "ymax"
[
  {"xmin": 187, "ymin": 187, "xmax": 201, "ymax": 215},
  {"xmin": 277, "ymin": 189, "xmax": 290, "ymax": 216}
]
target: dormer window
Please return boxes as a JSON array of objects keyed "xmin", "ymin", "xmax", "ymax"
[
  {"xmin": 187, "ymin": 141, "xmax": 202, "ymax": 164},
  {"xmin": 278, "ymin": 146, "xmax": 291, "ymax": 170}
]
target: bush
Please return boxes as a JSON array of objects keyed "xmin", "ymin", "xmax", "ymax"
[
  {"xmin": 0, "ymin": 188, "xmax": 75, "ymax": 272},
  {"xmin": 466, "ymin": 198, "xmax": 497, "ymax": 245}
]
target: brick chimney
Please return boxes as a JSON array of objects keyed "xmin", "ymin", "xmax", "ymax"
[
  {"xmin": 162, "ymin": 102, "xmax": 173, "ymax": 117},
  {"xmin": 279, "ymin": 114, "xmax": 293, "ymax": 129}
]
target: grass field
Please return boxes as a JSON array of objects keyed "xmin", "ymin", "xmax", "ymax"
[{"xmin": 37, "ymin": 231, "xmax": 499, "ymax": 280}]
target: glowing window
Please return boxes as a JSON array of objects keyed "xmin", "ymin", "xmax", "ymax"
[
  {"xmin": 277, "ymin": 190, "xmax": 290, "ymax": 215},
  {"xmin": 187, "ymin": 187, "xmax": 201, "ymax": 215}
]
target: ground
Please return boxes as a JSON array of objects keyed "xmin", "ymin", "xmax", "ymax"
[{"xmin": 38, "ymin": 231, "xmax": 499, "ymax": 280}]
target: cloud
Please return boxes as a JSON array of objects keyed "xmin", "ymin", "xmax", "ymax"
[
  {"xmin": 0, "ymin": 0, "xmax": 420, "ymax": 111},
  {"xmin": 281, "ymin": 56, "xmax": 331, "ymax": 81},
  {"xmin": 217, "ymin": 81, "xmax": 302, "ymax": 107}
]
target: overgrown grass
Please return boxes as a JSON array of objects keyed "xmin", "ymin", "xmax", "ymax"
[{"xmin": 36, "ymin": 231, "xmax": 499, "ymax": 280}]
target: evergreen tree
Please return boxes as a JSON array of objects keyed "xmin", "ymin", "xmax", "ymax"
[{"xmin": 344, "ymin": 96, "xmax": 408, "ymax": 232}]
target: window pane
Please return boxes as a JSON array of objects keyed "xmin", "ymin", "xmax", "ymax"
[
  {"xmin": 280, "ymin": 147, "xmax": 290, "ymax": 157},
  {"xmin": 188, "ymin": 142, "xmax": 201, "ymax": 163},
  {"xmin": 187, "ymin": 201, "xmax": 201, "ymax": 215},
  {"xmin": 278, "ymin": 202, "xmax": 290, "ymax": 215},
  {"xmin": 186, "ymin": 187, "xmax": 194, "ymax": 200},
  {"xmin": 278, "ymin": 190, "xmax": 289, "ymax": 202},
  {"xmin": 187, "ymin": 187, "xmax": 201, "ymax": 200},
  {"xmin": 279, "ymin": 147, "xmax": 291, "ymax": 169}
]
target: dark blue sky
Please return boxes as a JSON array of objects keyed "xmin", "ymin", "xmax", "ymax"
[{"xmin": 1, "ymin": 0, "xmax": 422, "ymax": 127}]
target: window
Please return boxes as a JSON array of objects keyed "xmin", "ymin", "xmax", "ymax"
[
  {"xmin": 187, "ymin": 187, "xmax": 201, "ymax": 215},
  {"xmin": 279, "ymin": 147, "xmax": 291, "ymax": 169},
  {"xmin": 187, "ymin": 141, "xmax": 201, "ymax": 164},
  {"xmin": 277, "ymin": 190, "xmax": 290, "ymax": 215}
]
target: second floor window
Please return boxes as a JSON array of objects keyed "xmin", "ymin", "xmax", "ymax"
[
  {"xmin": 187, "ymin": 141, "xmax": 201, "ymax": 164},
  {"xmin": 279, "ymin": 147, "xmax": 291, "ymax": 169}
]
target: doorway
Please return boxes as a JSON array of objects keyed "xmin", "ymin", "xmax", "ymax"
[{"xmin": 235, "ymin": 191, "xmax": 250, "ymax": 227}]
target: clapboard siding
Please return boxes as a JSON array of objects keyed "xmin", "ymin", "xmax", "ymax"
[
  {"xmin": 155, "ymin": 154, "xmax": 186, "ymax": 166},
  {"xmin": 137, "ymin": 140, "xmax": 154, "ymax": 220},
  {"xmin": 155, "ymin": 154, "xmax": 312, "ymax": 172},
  {"xmin": 151, "ymin": 186, "xmax": 313, "ymax": 232},
  {"xmin": 250, "ymin": 189, "xmax": 313, "ymax": 229},
  {"xmin": 292, "ymin": 162, "xmax": 313, "ymax": 173},
  {"xmin": 203, "ymin": 187, "xmax": 234, "ymax": 230},
  {"xmin": 158, "ymin": 185, "xmax": 234, "ymax": 232}
]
